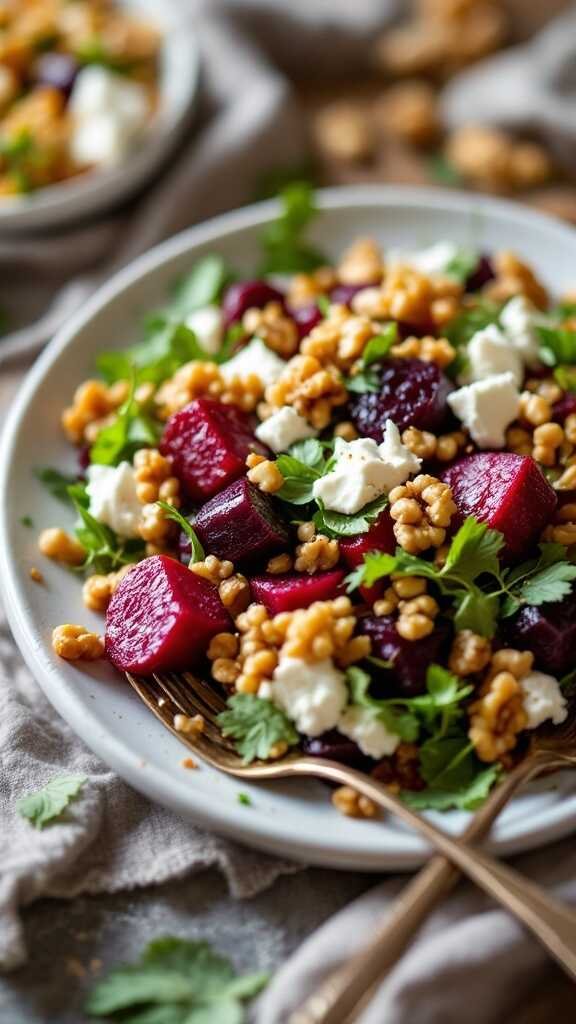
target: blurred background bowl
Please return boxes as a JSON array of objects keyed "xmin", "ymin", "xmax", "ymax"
[{"xmin": 0, "ymin": 0, "xmax": 200, "ymax": 234}]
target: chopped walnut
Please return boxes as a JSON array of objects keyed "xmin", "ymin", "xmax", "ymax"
[
  {"xmin": 313, "ymin": 103, "xmax": 375, "ymax": 164},
  {"xmin": 396, "ymin": 593, "xmax": 439, "ymax": 640},
  {"xmin": 352, "ymin": 266, "xmax": 461, "ymax": 330},
  {"xmin": 52, "ymin": 624, "xmax": 104, "ymax": 661},
  {"xmin": 133, "ymin": 448, "xmax": 180, "ymax": 505},
  {"xmin": 485, "ymin": 250, "xmax": 548, "ymax": 309},
  {"xmin": 391, "ymin": 334, "xmax": 456, "ymax": 369},
  {"xmin": 246, "ymin": 453, "xmax": 284, "ymax": 494},
  {"xmin": 286, "ymin": 267, "xmax": 338, "ymax": 309},
  {"xmin": 190, "ymin": 555, "xmax": 234, "ymax": 585},
  {"xmin": 332, "ymin": 786, "xmax": 378, "ymax": 819},
  {"xmin": 265, "ymin": 353, "xmax": 348, "ymax": 429},
  {"xmin": 301, "ymin": 305, "xmax": 380, "ymax": 373},
  {"xmin": 468, "ymin": 648, "xmax": 533, "ymax": 762},
  {"xmin": 374, "ymin": 80, "xmax": 439, "ymax": 146},
  {"xmin": 242, "ymin": 302, "xmax": 299, "ymax": 358},
  {"xmin": 39, "ymin": 528, "xmax": 85, "ymax": 566},
  {"xmin": 61, "ymin": 379, "xmax": 127, "ymax": 444},
  {"xmin": 155, "ymin": 360, "xmax": 264, "ymax": 418},
  {"xmin": 295, "ymin": 533, "xmax": 340, "ymax": 574},
  {"xmin": 218, "ymin": 574, "xmax": 251, "ymax": 617},
  {"xmin": 266, "ymin": 553, "xmax": 293, "ymax": 574},
  {"xmin": 337, "ymin": 238, "xmax": 383, "ymax": 286},
  {"xmin": 446, "ymin": 125, "xmax": 551, "ymax": 193},
  {"xmin": 449, "ymin": 630, "xmax": 492, "ymax": 676},
  {"xmin": 389, "ymin": 474, "xmax": 457, "ymax": 553}
]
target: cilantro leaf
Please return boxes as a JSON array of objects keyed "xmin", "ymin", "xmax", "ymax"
[
  {"xmin": 85, "ymin": 936, "xmax": 268, "ymax": 1022},
  {"xmin": 537, "ymin": 324, "xmax": 576, "ymax": 367},
  {"xmin": 35, "ymin": 466, "xmax": 79, "ymax": 502},
  {"xmin": 157, "ymin": 503, "xmax": 205, "ymax": 563},
  {"xmin": 18, "ymin": 774, "xmax": 86, "ymax": 829},
  {"xmin": 346, "ymin": 323, "xmax": 397, "ymax": 394},
  {"xmin": 72, "ymin": 498, "xmax": 144, "ymax": 574},
  {"xmin": 501, "ymin": 543, "xmax": 576, "ymax": 616},
  {"xmin": 168, "ymin": 255, "xmax": 234, "ymax": 319},
  {"xmin": 442, "ymin": 516, "xmax": 504, "ymax": 582},
  {"xmin": 313, "ymin": 493, "xmax": 389, "ymax": 537},
  {"xmin": 259, "ymin": 183, "xmax": 326, "ymax": 275},
  {"xmin": 453, "ymin": 589, "xmax": 500, "ymax": 637},
  {"xmin": 90, "ymin": 385, "xmax": 161, "ymax": 467},
  {"xmin": 218, "ymin": 694, "xmax": 298, "ymax": 764}
]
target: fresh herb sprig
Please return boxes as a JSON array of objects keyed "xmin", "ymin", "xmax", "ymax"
[
  {"xmin": 90, "ymin": 380, "xmax": 160, "ymax": 466},
  {"xmin": 157, "ymin": 502, "xmax": 205, "ymax": 563},
  {"xmin": 71, "ymin": 497, "xmax": 144, "ymax": 575},
  {"xmin": 259, "ymin": 182, "xmax": 327, "ymax": 275},
  {"xmin": 17, "ymin": 774, "xmax": 87, "ymax": 829},
  {"xmin": 345, "ymin": 323, "xmax": 398, "ymax": 394},
  {"xmin": 217, "ymin": 693, "xmax": 298, "ymax": 764}
]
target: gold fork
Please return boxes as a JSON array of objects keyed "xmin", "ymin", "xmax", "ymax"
[{"xmin": 126, "ymin": 669, "xmax": 576, "ymax": 999}]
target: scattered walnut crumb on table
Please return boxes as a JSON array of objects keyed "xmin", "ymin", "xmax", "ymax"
[{"xmin": 29, "ymin": 567, "xmax": 44, "ymax": 583}]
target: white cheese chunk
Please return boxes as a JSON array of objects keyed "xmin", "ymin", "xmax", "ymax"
[
  {"xmin": 387, "ymin": 241, "xmax": 471, "ymax": 278},
  {"xmin": 185, "ymin": 305, "xmax": 224, "ymax": 356},
  {"xmin": 268, "ymin": 656, "xmax": 348, "ymax": 737},
  {"xmin": 520, "ymin": 671, "xmax": 568, "ymax": 730},
  {"xmin": 255, "ymin": 406, "xmax": 318, "ymax": 453},
  {"xmin": 86, "ymin": 461, "xmax": 141, "ymax": 539},
  {"xmin": 220, "ymin": 338, "xmax": 286, "ymax": 387},
  {"xmin": 447, "ymin": 372, "xmax": 520, "ymax": 449},
  {"xmin": 69, "ymin": 66, "xmax": 149, "ymax": 168},
  {"xmin": 312, "ymin": 422, "xmax": 420, "ymax": 515},
  {"xmin": 499, "ymin": 295, "xmax": 544, "ymax": 369},
  {"xmin": 338, "ymin": 706, "xmax": 401, "ymax": 759},
  {"xmin": 465, "ymin": 324, "xmax": 523, "ymax": 387}
]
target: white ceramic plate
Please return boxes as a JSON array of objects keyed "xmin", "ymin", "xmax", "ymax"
[
  {"xmin": 2, "ymin": 186, "xmax": 575, "ymax": 870},
  {"xmin": 0, "ymin": 0, "xmax": 199, "ymax": 233}
]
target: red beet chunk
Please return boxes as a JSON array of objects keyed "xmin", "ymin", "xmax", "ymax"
[
  {"xmin": 105, "ymin": 555, "xmax": 231, "ymax": 674},
  {"xmin": 503, "ymin": 594, "xmax": 576, "ymax": 676},
  {"xmin": 194, "ymin": 477, "xmax": 289, "ymax": 565},
  {"xmin": 250, "ymin": 569, "xmax": 346, "ymax": 613},
  {"xmin": 302, "ymin": 730, "xmax": 374, "ymax": 770},
  {"xmin": 553, "ymin": 393, "xmax": 576, "ymax": 423},
  {"xmin": 349, "ymin": 358, "xmax": 453, "ymax": 438},
  {"xmin": 160, "ymin": 398, "xmax": 268, "ymax": 502},
  {"xmin": 465, "ymin": 254, "xmax": 495, "ymax": 293},
  {"xmin": 360, "ymin": 615, "xmax": 450, "ymax": 696},
  {"xmin": 222, "ymin": 280, "xmax": 285, "ymax": 327},
  {"xmin": 339, "ymin": 510, "xmax": 395, "ymax": 603},
  {"xmin": 442, "ymin": 453, "xmax": 557, "ymax": 559}
]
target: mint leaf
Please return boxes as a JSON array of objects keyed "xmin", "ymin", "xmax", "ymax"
[
  {"xmin": 85, "ymin": 936, "xmax": 268, "ymax": 1021},
  {"xmin": 169, "ymin": 255, "xmax": 234, "ymax": 318},
  {"xmin": 259, "ymin": 183, "xmax": 326, "ymax": 275},
  {"xmin": 218, "ymin": 694, "xmax": 298, "ymax": 764},
  {"xmin": 313, "ymin": 493, "xmax": 389, "ymax": 538},
  {"xmin": 156, "ymin": 503, "xmax": 205, "ymax": 563},
  {"xmin": 18, "ymin": 774, "xmax": 86, "ymax": 829},
  {"xmin": 35, "ymin": 466, "xmax": 78, "ymax": 502}
]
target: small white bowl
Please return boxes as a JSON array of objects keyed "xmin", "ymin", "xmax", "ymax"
[
  {"xmin": 2, "ymin": 186, "xmax": 576, "ymax": 870},
  {"xmin": 0, "ymin": 0, "xmax": 199, "ymax": 234}
]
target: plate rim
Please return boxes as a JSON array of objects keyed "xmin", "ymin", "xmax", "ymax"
[{"xmin": 2, "ymin": 184, "xmax": 576, "ymax": 870}]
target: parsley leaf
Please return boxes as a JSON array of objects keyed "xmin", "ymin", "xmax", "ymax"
[
  {"xmin": 168, "ymin": 255, "xmax": 234, "ymax": 318},
  {"xmin": 35, "ymin": 466, "xmax": 79, "ymax": 502},
  {"xmin": 85, "ymin": 936, "xmax": 268, "ymax": 1022},
  {"xmin": 442, "ymin": 515, "xmax": 504, "ymax": 583},
  {"xmin": 18, "ymin": 774, "xmax": 86, "ymax": 829},
  {"xmin": 259, "ymin": 183, "xmax": 327, "ymax": 275},
  {"xmin": 346, "ymin": 323, "xmax": 398, "ymax": 394},
  {"xmin": 346, "ymin": 666, "xmax": 420, "ymax": 742},
  {"xmin": 157, "ymin": 502, "xmax": 205, "ymax": 563},
  {"xmin": 90, "ymin": 386, "xmax": 160, "ymax": 467},
  {"xmin": 313, "ymin": 493, "xmax": 389, "ymax": 537},
  {"xmin": 501, "ymin": 543, "xmax": 576, "ymax": 617},
  {"xmin": 218, "ymin": 694, "xmax": 298, "ymax": 764},
  {"xmin": 537, "ymin": 324, "xmax": 576, "ymax": 367},
  {"xmin": 72, "ymin": 498, "xmax": 144, "ymax": 574},
  {"xmin": 276, "ymin": 439, "xmax": 330, "ymax": 504}
]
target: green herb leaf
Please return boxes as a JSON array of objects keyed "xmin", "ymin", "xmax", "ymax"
[
  {"xmin": 403, "ymin": 762, "xmax": 500, "ymax": 812},
  {"xmin": 501, "ymin": 543, "xmax": 576, "ymax": 616},
  {"xmin": 259, "ymin": 183, "xmax": 327, "ymax": 275},
  {"xmin": 276, "ymin": 440, "xmax": 330, "ymax": 505},
  {"xmin": 20, "ymin": 515, "xmax": 34, "ymax": 528},
  {"xmin": 17, "ymin": 774, "xmax": 86, "ymax": 829},
  {"xmin": 313, "ymin": 493, "xmax": 389, "ymax": 537},
  {"xmin": 444, "ymin": 248, "xmax": 479, "ymax": 285},
  {"xmin": 317, "ymin": 294, "xmax": 331, "ymax": 317},
  {"xmin": 218, "ymin": 694, "xmax": 298, "ymax": 764},
  {"xmin": 345, "ymin": 667, "xmax": 420, "ymax": 743},
  {"xmin": 90, "ymin": 384, "xmax": 161, "ymax": 467},
  {"xmin": 169, "ymin": 255, "xmax": 234, "ymax": 319},
  {"xmin": 98, "ymin": 318, "xmax": 210, "ymax": 387},
  {"xmin": 345, "ymin": 323, "xmax": 398, "ymax": 394},
  {"xmin": 554, "ymin": 365, "xmax": 576, "ymax": 392},
  {"xmin": 453, "ymin": 588, "xmax": 500, "ymax": 637},
  {"xmin": 75, "ymin": 35, "xmax": 135, "ymax": 72},
  {"xmin": 85, "ymin": 936, "xmax": 268, "ymax": 1021},
  {"xmin": 538, "ymin": 324, "xmax": 576, "ymax": 367},
  {"xmin": 445, "ymin": 299, "xmax": 502, "ymax": 349},
  {"xmin": 157, "ymin": 502, "xmax": 205, "ymax": 563},
  {"xmin": 237, "ymin": 793, "xmax": 252, "ymax": 807},
  {"xmin": 35, "ymin": 466, "xmax": 79, "ymax": 502},
  {"xmin": 427, "ymin": 152, "xmax": 463, "ymax": 187},
  {"xmin": 442, "ymin": 517, "xmax": 504, "ymax": 584},
  {"xmin": 72, "ymin": 498, "xmax": 144, "ymax": 575}
]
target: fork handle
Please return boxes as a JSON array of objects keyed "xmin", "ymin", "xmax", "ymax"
[{"xmin": 288, "ymin": 755, "xmax": 576, "ymax": 1024}]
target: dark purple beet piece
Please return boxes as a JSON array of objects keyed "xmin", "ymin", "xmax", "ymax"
[
  {"xmin": 250, "ymin": 570, "xmax": 346, "ymax": 613},
  {"xmin": 222, "ymin": 280, "xmax": 285, "ymax": 327},
  {"xmin": 349, "ymin": 357, "xmax": 453, "ymax": 437},
  {"xmin": 503, "ymin": 594, "xmax": 576, "ymax": 676},
  {"xmin": 35, "ymin": 52, "xmax": 79, "ymax": 97},
  {"xmin": 553, "ymin": 392, "xmax": 576, "ymax": 423},
  {"xmin": 465, "ymin": 254, "xmax": 495, "ymax": 293},
  {"xmin": 442, "ymin": 453, "xmax": 557, "ymax": 560},
  {"xmin": 360, "ymin": 615, "xmax": 450, "ymax": 696},
  {"xmin": 105, "ymin": 555, "xmax": 231, "ymax": 674},
  {"xmin": 160, "ymin": 398, "xmax": 268, "ymax": 503},
  {"xmin": 194, "ymin": 477, "xmax": 289, "ymax": 565},
  {"xmin": 329, "ymin": 284, "xmax": 367, "ymax": 307},
  {"xmin": 302, "ymin": 730, "xmax": 374, "ymax": 771},
  {"xmin": 290, "ymin": 303, "xmax": 322, "ymax": 339}
]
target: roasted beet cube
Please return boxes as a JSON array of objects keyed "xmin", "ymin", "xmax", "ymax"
[
  {"xmin": 360, "ymin": 615, "xmax": 450, "ymax": 696},
  {"xmin": 302, "ymin": 730, "xmax": 374, "ymax": 771},
  {"xmin": 503, "ymin": 593, "xmax": 576, "ymax": 677},
  {"xmin": 339, "ymin": 511, "xmax": 396, "ymax": 603},
  {"xmin": 465, "ymin": 254, "xmax": 495, "ymax": 293},
  {"xmin": 222, "ymin": 280, "xmax": 285, "ymax": 327},
  {"xmin": 160, "ymin": 398, "xmax": 268, "ymax": 502},
  {"xmin": 442, "ymin": 453, "xmax": 557, "ymax": 560},
  {"xmin": 105, "ymin": 555, "xmax": 231, "ymax": 674},
  {"xmin": 194, "ymin": 477, "xmax": 289, "ymax": 565},
  {"xmin": 250, "ymin": 569, "xmax": 346, "ymax": 613},
  {"xmin": 553, "ymin": 392, "xmax": 576, "ymax": 424},
  {"xmin": 349, "ymin": 358, "xmax": 453, "ymax": 438}
]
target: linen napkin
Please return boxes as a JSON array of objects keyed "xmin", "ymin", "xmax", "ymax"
[{"xmin": 0, "ymin": 0, "xmax": 400, "ymax": 972}]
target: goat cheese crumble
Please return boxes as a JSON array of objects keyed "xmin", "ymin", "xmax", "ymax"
[
  {"xmin": 86, "ymin": 462, "xmax": 141, "ymax": 539},
  {"xmin": 448, "ymin": 372, "xmax": 520, "ymax": 449},
  {"xmin": 520, "ymin": 671, "xmax": 568, "ymax": 729},
  {"xmin": 312, "ymin": 421, "xmax": 421, "ymax": 515},
  {"xmin": 185, "ymin": 305, "xmax": 224, "ymax": 356},
  {"xmin": 338, "ymin": 706, "xmax": 401, "ymax": 758},
  {"xmin": 255, "ymin": 406, "xmax": 318, "ymax": 453},
  {"xmin": 263, "ymin": 656, "xmax": 348, "ymax": 737},
  {"xmin": 499, "ymin": 295, "xmax": 545, "ymax": 369},
  {"xmin": 220, "ymin": 338, "xmax": 286, "ymax": 387},
  {"xmin": 69, "ymin": 66, "xmax": 149, "ymax": 168},
  {"xmin": 386, "ymin": 241, "xmax": 468, "ymax": 278},
  {"xmin": 465, "ymin": 324, "xmax": 523, "ymax": 388}
]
